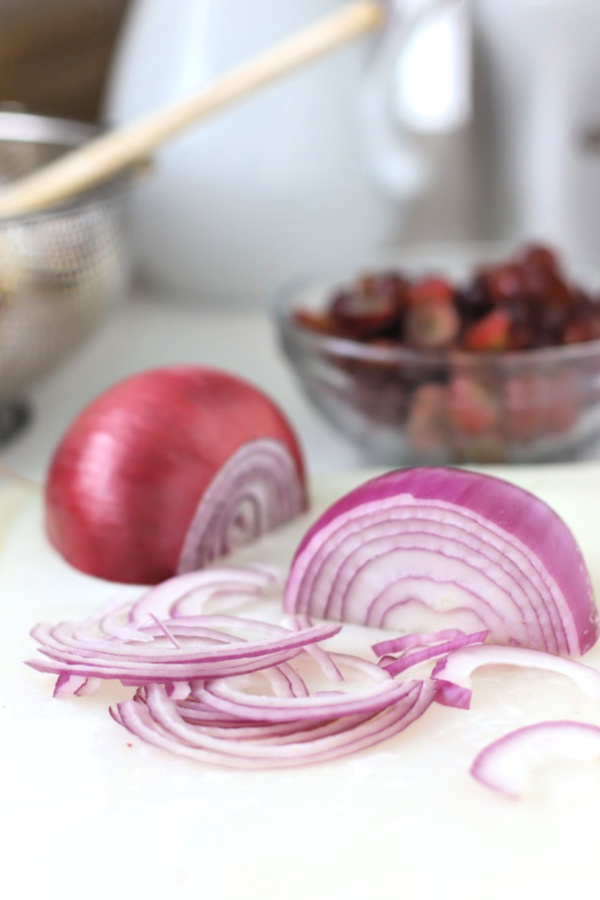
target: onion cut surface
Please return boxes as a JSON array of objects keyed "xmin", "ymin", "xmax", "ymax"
[
  {"xmin": 45, "ymin": 366, "xmax": 308, "ymax": 584},
  {"xmin": 284, "ymin": 468, "xmax": 598, "ymax": 656},
  {"xmin": 470, "ymin": 721, "xmax": 600, "ymax": 799}
]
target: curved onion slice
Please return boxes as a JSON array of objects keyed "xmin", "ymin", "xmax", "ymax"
[
  {"xmin": 284, "ymin": 468, "xmax": 598, "ymax": 656},
  {"xmin": 45, "ymin": 366, "xmax": 308, "ymax": 584},
  {"xmin": 27, "ymin": 567, "xmax": 340, "ymax": 689},
  {"xmin": 112, "ymin": 669, "xmax": 437, "ymax": 769},
  {"xmin": 432, "ymin": 644, "xmax": 600, "ymax": 709},
  {"xmin": 471, "ymin": 721, "xmax": 600, "ymax": 799},
  {"xmin": 197, "ymin": 654, "xmax": 420, "ymax": 722},
  {"xmin": 379, "ymin": 630, "xmax": 489, "ymax": 676},
  {"xmin": 372, "ymin": 628, "xmax": 471, "ymax": 657}
]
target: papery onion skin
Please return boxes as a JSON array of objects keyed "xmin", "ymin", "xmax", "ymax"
[
  {"xmin": 284, "ymin": 467, "xmax": 598, "ymax": 656},
  {"xmin": 45, "ymin": 366, "xmax": 308, "ymax": 584}
]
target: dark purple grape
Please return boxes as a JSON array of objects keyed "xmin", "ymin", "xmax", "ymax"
[{"xmin": 455, "ymin": 275, "xmax": 494, "ymax": 321}]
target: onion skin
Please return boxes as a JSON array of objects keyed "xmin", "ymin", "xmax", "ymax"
[
  {"xmin": 284, "ymin": 467, "xmax": 598, "ymax": 655},
  {"xmin": 45, "ymin": 367, "xmax": 307, "ymax": 584}
]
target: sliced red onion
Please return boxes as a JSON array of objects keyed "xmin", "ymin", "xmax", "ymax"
[
  {"xmin": 470, "ymin": 721, "xmax": 600, "ymax": 799},
  {"xmin": 196, "ymin": 654, "xmax": 414, "ymax": 722},
  {"xmin": 112, "ymin": 676, "xmax": 436, "ymax": 769},
  {"xmin": 284, "ymin": 468, "xmax": 598, "ymax": 656},
  {"xmin": 372, "ymin": 628, "xmax": 469, "ymax": 657},
  {"xmin": 28, "ymin": 619, "xmax": 340, "ymax": 683},
  {"xmin": 432, "ymin": 678, "xmax": 472, "ymax": 710},
  {"xmin": 433, "ymin": 644, "xmax": 600, "ymax": 710},
  {"xmin": 53, "ymin": 673, "xmax": 87, "ymax": 698},
  {"xmin": 289, "ymin": 614, "xmax": 345, "ymax": 682},
  {"xmin": 45, "ymin": 366, "xmax": 308, "ymax": 584},
  {"xmin": 379, "ymin": 630, "xmax": 489, "ymax": 676},
  {"xmin": 27, "ymin": 566, "xmax": 341, "ymax": 688},
  {"xmin": 129, "ymin": 566, "xmax": 282, "ymax": 626}
]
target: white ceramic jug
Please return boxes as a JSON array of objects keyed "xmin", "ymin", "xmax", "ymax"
[
  {"xmin": 470, "ymin": 0, "xmax": 600, "ymax": 264},
  {"xmin": 104, "ymin": 0, "xmax": 455, "ymax": 302}
]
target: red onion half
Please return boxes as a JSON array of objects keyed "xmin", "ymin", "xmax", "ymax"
[
  {"xmin": 284, "ymin": 468, "xmax": 598, "ymax": 656},
  {"xmin": 470, "ymin": 721, "xmax": 600, "ymax": 799},
  {"xmin": 45, "ymin": 367, "xmax": 308, "ymax": 584}
]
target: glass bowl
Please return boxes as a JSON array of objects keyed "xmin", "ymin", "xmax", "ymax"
[{"xmin": 273, "ymin": 244, "xmax": 600, "ymax": 466}]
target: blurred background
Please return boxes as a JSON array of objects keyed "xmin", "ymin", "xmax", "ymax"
[
  {"xmin": 0, "ymin": 0, "xmax": 128, "ymax": 122},
  {"xmin": 3, "ymin": 0, "xmax": 600, "ymax": 470},
  {"xmin": 3, "ymin": 0, "xmax": 600, "ymax": 302}
]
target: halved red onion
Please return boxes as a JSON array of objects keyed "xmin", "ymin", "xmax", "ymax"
[
  {"xmin": 45, "ymin": 366, "xmax": 308, "ymax": 584},
  {"xmin": 470, "ymin": 721, "xmax": 600, "ymax": 799},
  {"xmin": 284, "ymin": 468, "xmax": 598, "ymax": 656},
  {"xmin": 432, "ymin": 644, "xmax": 600, "ymax": 709}
]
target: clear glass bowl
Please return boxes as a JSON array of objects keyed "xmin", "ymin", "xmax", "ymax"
[{"xmin": 273, "ymin": 245, "xmax": 600, "ymax": 466}]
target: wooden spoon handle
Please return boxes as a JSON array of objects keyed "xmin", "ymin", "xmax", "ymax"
[{"xmin": 0, "ymin": 1, "xmax": 384, "ymax": 218}]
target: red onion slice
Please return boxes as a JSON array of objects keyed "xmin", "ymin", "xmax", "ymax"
[
  {"xmin": 289, "ymin": 614, "xmax": 345, "ymax": 682},
  {"xmin": 130, "ymin": 566, "xmax": 283, "ymax": 625},
  {"xmin": 197, "ymin": 654, "xmax": 415, "ymax": 722},
  {"xmin": 470, "ymin": 721, "xmax": 600, "ymax": 799},
  {"xmin": 372, "ymin": 628, "xmax": 469, "ymax": 657},
  {"xmin": 433, "ymin": 644, "xmax": 600, "ymax": 709},
  {"xmin": 28, "ymin": 621, "xmax": 340, "ymax": 683},
  {"xmin": 380, "ymin": 630, "xmax": 489, "ymax": 676},
  {"xmin": 112, "ymin": 676, "xmax": 436, "ymax": 769},
  {"xmin": 27, "ymin": 566, "xmax": 341, "ymax": 687},
  {"xmin": 284, "ymin": 468, "xmax": 597, "ymax": 655}
]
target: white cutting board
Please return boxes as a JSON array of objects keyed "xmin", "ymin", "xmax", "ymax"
[{"xmin": 3, "ymin": 466, "xmax": 600, "ymax": 900}]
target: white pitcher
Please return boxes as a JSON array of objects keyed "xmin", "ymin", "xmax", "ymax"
[{"xmin": 105, "ymin": 0, "xmax": 459, "ymax": 302}]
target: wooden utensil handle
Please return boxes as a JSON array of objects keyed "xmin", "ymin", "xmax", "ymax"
[{"xmin": 0, "ymin": 0, "xmax": 384, "ymax": 218}]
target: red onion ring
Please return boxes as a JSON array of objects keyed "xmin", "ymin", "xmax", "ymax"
[
  {"xmin": 432, "ymin": 644, "xmax": 600, "ymax": 709},
  {"xmin": 196, "ymin": 654, "xmax": 413, "ymax": 722},
  {"xmin": 112, "ymin": 675, "xmax": 436, "ymax": 769},
  {"xmin": 27, "ymin": 567, "xmax": 340, "ymax": 689},
  {"xmin": 378, "ymin": 630, "xmax": 490, "ymax": 676},
  {"xmin": 470, "ymin": 721, "xmax": 600, "ymax": 799}
]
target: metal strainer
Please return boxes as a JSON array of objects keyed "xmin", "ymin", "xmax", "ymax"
[{"xmin": 0, "ymin": 110, "xmax": 133, "ymax": 438}]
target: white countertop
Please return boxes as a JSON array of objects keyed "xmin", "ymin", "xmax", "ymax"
[
  {"xmin": 0, "ymin": 289, "xmax": 364, "ymax": 481},
  {"xmin": 5, "ymin": 291, "xmax": 600, "ymax": 900}
]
